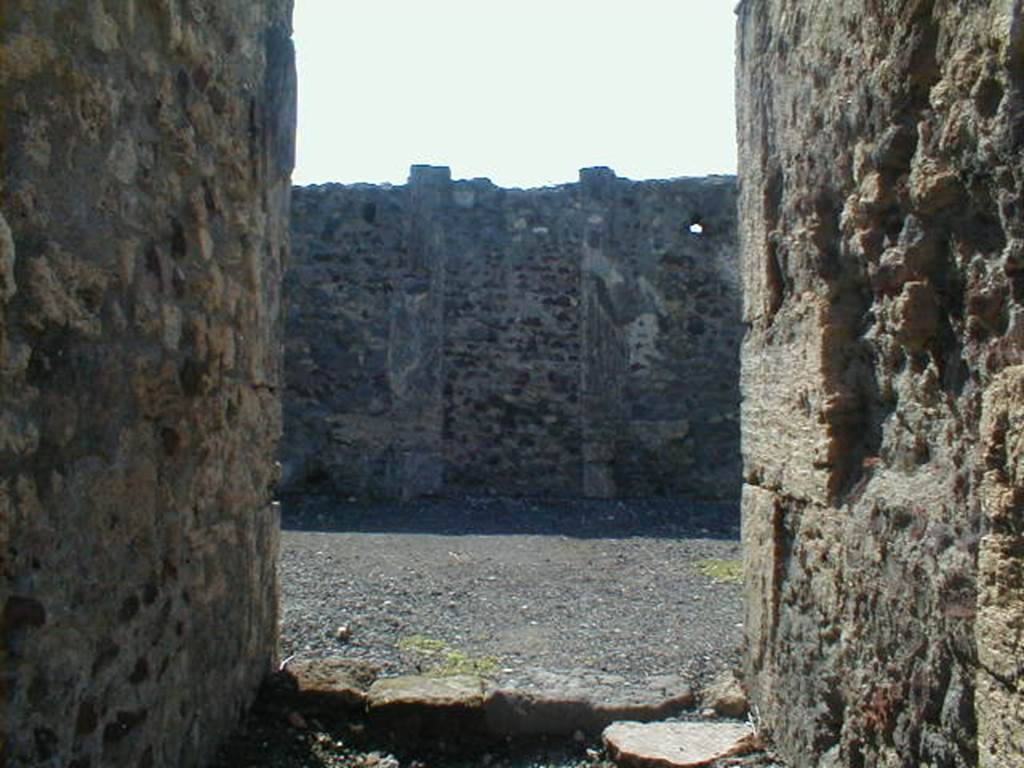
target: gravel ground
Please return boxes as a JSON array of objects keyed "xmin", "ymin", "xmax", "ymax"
[
  {"xmin": 278, "ymin": 495, "xmax": 745, "ymax": 690},
  {"xmin": 212, "ymin": 495, "xmax": 789, "ymax": 768}
]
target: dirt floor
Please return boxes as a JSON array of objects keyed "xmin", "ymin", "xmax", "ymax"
[
  {"xmin": 278, "ymin": 495, "xmax": 745, "ymax": 689},
  {"xmin": 212, "ymin": 495, "xmax": 782, "ymax": 768}
]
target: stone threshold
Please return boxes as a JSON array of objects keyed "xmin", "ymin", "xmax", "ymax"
[{"xmin": 281, "ymin": 658, "xmax": 762, "ymax": 766}]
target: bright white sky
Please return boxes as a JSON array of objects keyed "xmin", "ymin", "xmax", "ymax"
[{"xmin": 292, "ymin": 1, "xmax": 737, "ymax": 188}]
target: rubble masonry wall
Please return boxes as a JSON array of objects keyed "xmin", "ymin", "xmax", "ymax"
[
  {"xmin": 285, "ymin": 168, "xmax": 741, "ymax": 500},
  {"xmin": 737, "ymin": 1, "xmax": 1024, "ymax": 765},
  {"xmin": 1, "ymin": 2, "xmax": 294, "ymax": 765}
]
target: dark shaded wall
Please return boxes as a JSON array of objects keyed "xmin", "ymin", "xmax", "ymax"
[
  {"xmin": 737, "ymin": 1, "xmax": 1023, "ymax": 766},
  {"xmin": 284, "ymin": 167, "xmax": 741, "ymax": 500},
  {"xmin": 1, "ymin": 2, "xmax": 294, "ymax": 766}
]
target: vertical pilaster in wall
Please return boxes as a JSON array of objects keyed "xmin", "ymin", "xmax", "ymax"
[
  {"xmin": 579, "ymin": 167, "xmax": 628, "ymax": 498},
  {"xmin": 407, "ymin": 165, "xmax": 452, "ymax": 270},
  {"xmin": 390, "ymin": 165, "xmax": 450, "ymax": 498}
]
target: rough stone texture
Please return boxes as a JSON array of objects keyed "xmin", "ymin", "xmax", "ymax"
[
  {"xmin": 602, "ymin": 721, "xmax": 756, "ymax": 768},
  {"xmin": 701, "ymin": 671, "xmax": 748, "ymax": 719},
  {"xmin": 290, "ymin": 665, "xmax": 694, "ymax": 742},
  {"xmin": 737, "ymin": 1, "xmax": 1023, "ymax": 766},
  {"xmin": 1, "ymin": 2, "xmax": 294, "ymax": 766},
  {"xmin": 287, "ymin": 658, "xmax": 380, "ymax": 711},
  {"xmin": 285, "ymin": 167, "xmax": 741, "ymax": 500},
  {"xmin": 367, "ymin": 674, "xmax": 486, "ymax": 709},
  {"xmin": 484, "ymin": 669, "xmax": 696, "ymax": 737},
  {"xmin": 976, "ymin": 363, "xmax": 1024, "ymax": 765},
  {"xmin": 366, "ymin": 674, "xmax": 488, "ymax": 748}
]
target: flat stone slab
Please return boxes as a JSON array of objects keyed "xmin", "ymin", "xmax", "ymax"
[
  {"xmin": 367, "ymin": 674, "xmax": 485, "ymax": 709},
  {"xmin": 367, "ymin": 675, "xmax": 488, "ymax": 749},
  {"xmin": 289, "ymin": 658, "xmax": 379, "ymax": 710},
  {"xmin": 603, "ymin": 721, "xmax": 756, "ymax": 768},
  {"xmin": 284, "ymin": 661, "xmax": 714, "ymax": 752},
  {"xmin": 486, "ymin": 668, "xmax": 695, "ymax": 736}
]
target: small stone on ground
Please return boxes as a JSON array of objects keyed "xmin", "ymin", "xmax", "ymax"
[{"xmin": 701, "ymin": 670, "xmax": 748, "ymax": 718}]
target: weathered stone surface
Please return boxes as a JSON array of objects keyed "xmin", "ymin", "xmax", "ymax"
[
  {"xmin": 8, "ymin": 3, "xmax": 1020, "ymax": 767},
  {"xmin": 288, "ymin": 658, "xmax": 380, "ymax": 710},
  {"xmin": 367, "ymin": 675, "xmax": 487, "ymax": 747},
  {"xmin": 737, "ymin": 1, "xmax": 1023, "ymax": 766},
  {"xmin": 1, "ymin": 2, "xmax": 294, "ymax": 766},
  {"xmin": 484, "ymin": 669, "xmax": 696, "ymax": 737},
  {"xmin": 977, "ymin": 365, "xmax": 1024, "ymax": 765},
  {"xmin": 284, "ymin": 168, "xmax": 741, "ymax": 500},
  {"xmin": 0, "ymin": 212, "xmax": 15, "ymax": 301},
  {"xmin": 367, "ymin": 674, "xmax": 486, "ymax": 709},
  {"xmin": 602, "ymin": 721, "xmax": 755, "ymax": 768},
  {"xmin": 701, "ymin": 671, "xmax": 747, "ymax": 718}
]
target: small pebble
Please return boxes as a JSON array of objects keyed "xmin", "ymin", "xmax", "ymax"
[{"xmin": 336, "ymin": 625, "xmax": 352, "ymax": 642}]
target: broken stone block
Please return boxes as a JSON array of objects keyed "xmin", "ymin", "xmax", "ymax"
[{"xmin": 701, "ymin": 670, "xmax": 748, "ymax": 718}]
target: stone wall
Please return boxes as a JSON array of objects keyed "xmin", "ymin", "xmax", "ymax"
[
  {"xmin": 284, "ymin": 168, "xmax": 741, "ymax": 500},
  {"xmin": 1, "ymin": 2, "xmax": 294, "ymax": 766},
  {"xmin": 737, "ymin": 1, "xmax": 1023, "ymax": 766}
]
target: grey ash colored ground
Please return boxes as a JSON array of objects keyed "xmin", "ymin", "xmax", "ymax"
[
  {"xmin": 214, "ymin": 496, "xmax": 780, "ymax": 767},
  {"xmin": 278, "ymin": 495, "xmax": 744, "ymax": 689}
]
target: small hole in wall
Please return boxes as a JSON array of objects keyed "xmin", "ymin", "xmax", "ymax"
[{"xmin": 688, "ymin": 221, "xmax": 704, "ymax": 235}]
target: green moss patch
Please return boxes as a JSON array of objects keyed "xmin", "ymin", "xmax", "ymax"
[
  {"xmin": 397, "ymin": 634, "xmax": 500, "ymax": 678},
  {"xmin": 696, "ymin": 558, "xmax": 743, "ymax": 582},
  {"xmin": 397, "ymin": 634, "xmax": 448, "ymax": 655}
]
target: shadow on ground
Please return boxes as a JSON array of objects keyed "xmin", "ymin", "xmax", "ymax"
[
  {"xmin": 211, "ymin": 671, "xmax": 784, "ymax": 768},
  {"xmin": 279, "ymin": 495, "xmax": 741, "ymax": 541}
]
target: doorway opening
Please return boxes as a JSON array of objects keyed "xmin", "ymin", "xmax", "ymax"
[{"xmin": 224, "ymin": 4, "xmax": 757, "ymax": 766}]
